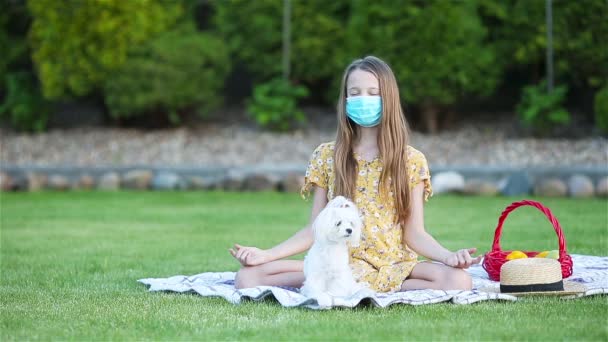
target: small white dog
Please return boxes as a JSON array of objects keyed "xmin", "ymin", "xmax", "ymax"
[{"xmin": 300, "ymin": 196, "xmax": 365, "ymax": 308}]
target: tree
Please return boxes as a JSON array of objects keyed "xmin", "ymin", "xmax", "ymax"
[
  {"xmin": 481, "ymin": 0, "xmax": 608, "ymax": 134},
  {"xmin": 0, "ymin": 0, "xmax": 49, "ymax": 132},
  {"xmin": 104, "ymin": 23, "xmax": 230, "ymax": 124},
  {"xmin": 346, "ymin": 0, "xmax": 499, "ymax": 133},
  {"xmin": 28, "ymin": 0, "xmax": 182, "ymax": 99},
  {"xmin": 213, "ymin": 0, "xmax": 349, "ymax": 86}
]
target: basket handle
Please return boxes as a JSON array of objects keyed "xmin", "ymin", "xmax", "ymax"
[{"xmin": 491, "ymin": 200, "xmax": 568, "ymax": 254}]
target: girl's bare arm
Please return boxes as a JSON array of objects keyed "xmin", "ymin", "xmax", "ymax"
[
  {"xmin": 230, "ymin": 186, "xmax": 328, "ymax": 265},
  {"xmin": 403, "ymin": 183, "xmax": 481, "ymax": 268},
  {"xmin": 266, "ymin": 186, "xmax": 328, "ymax": 260}
]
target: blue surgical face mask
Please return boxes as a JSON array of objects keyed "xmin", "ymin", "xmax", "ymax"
[{"xmin": 346, "ymin": 96, "xmax": 382, "ymax": 127}]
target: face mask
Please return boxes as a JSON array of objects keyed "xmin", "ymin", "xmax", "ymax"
[{"xmin": 346, "ymin": 96, "xmax": 382, "ymax": 127}]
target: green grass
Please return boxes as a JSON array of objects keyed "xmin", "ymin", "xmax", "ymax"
[{"xmin": 1, "ymin": 191, "xmax": 607, "ymax": 340}]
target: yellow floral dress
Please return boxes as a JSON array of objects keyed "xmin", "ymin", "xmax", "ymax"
[{"xmin": 301, "ymin": 142, "xmax": 433, "ymax": 293}]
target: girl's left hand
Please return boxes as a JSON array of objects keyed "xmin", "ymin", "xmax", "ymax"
[{"xmin": 444, "ymin": 248, "xmax": 483, "ymax": 269}]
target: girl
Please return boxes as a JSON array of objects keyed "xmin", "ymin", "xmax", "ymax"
[{"xmin": 229, "ymin": 56, "xmax": 481, "ymax": 293}]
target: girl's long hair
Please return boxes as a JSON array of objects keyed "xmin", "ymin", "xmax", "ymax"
[{"xmin": 334, "ymin": 56, "xmax": 412, "ymax": 226}]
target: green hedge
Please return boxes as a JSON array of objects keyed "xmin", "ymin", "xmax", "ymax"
[
  {"xmin": 104, "ymin": 24, "xmax": 230, "ymax": 123},
  {"xmin": 28, "ymin": 0, "xmax": 182, "ymax": 99}
]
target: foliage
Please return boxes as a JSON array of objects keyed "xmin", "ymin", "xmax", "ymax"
[
  {"xmin": 516, "ymin": 81, "xmax": 570, "ymax": 135},
  {"xmin": 213, "ymin": 0, "xmax": 349, "ymax": 84},
  {"xmin": 0, "ymin": 71, "xmax": 49, "ymax": 132},
  {"xmin": 478, "ymin": 0, "xmax": 545, "ymax": 69},
  {"xmin": 479, "ymin": 0, "xmax": 608, "ymax": 88},
  {"xmin": 550, "ymin": 0, "xmax": 608, "ymax": 88},
  {"xmin": 0, "ymin": 0, "xmax": 30, "ymax": 90},
  {"xmin": 0, "ymin": 0, "xmax": 603, "ymax": 130},
  {"xmin": 103, "ymin": 23, "xmax": 230, "ymax": 123},
  {"xmin": 0, "ymin": 10, "xmax": 6, "ymax": 85},
  {"xmin": 594, "ymin": 85, "xmax": 608, "ymax": 133},
  {"xmin": 213, "ymin": 0, "xmax": 281, "ymax": 81},
  {"xmin": 346, "ymin": 1, "xmax": 498, "ymax": 107},
  {"xmin": 247, "ymin": 78, "xmax": 309, "ymax": 131},
  {"xmin": 337, "ymin": 1, "xmax": 501, "ymax": 132},
  {"xmin": 0, "ymin": 0, "xmax": 49, "ymax": 132},
  {"xmin": 27, "ymin": 0, "xmax": 182, "ymax": 99}
]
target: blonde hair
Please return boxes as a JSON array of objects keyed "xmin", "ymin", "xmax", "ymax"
[{"xmin": 334, "ymin": 56, "xmax": 412, "ymax": 226}]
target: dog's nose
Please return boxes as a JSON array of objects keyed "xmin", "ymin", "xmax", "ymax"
[{"xmin": 346, "ymin": 229, "xmax": 352, "ymax": 234}]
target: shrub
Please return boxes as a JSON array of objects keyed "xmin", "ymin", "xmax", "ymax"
[
  {"xmin": 247, "ymin": 78, "xmax": 309, "ymax": 132},
  {"xmin": 0, "ymin": 2, "xmax": 48, "ymax": 132},
  {"xmin": 0, "ymin": 2, "xmax": 29, "ymax": 91},
  {"xmin": 0, "ymin": 72, "xmax": 49, "ymax": 132},
  {"xmin": 104, "ymin": 24, "xmax": 230, "ymax": 123},
  {"xmin": 516, "ymin": 81, "xmax": 570, "ymax": 135},
  {"xmin": 594, "ymin": 85, "xmax": 608, "ymax": 133},
  {"xmin": 27, "ymin": 0, "xmax": 182, "ymax": 99}
]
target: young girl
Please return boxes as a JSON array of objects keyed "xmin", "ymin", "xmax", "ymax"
[{"xmin": 229, "ymin": 56, "xmax": 482, "ymax": 293}]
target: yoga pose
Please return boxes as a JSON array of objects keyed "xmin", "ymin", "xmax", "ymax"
[{"xmin": 230, "ymin": 56, "xmax": 482, "ymax": 292}]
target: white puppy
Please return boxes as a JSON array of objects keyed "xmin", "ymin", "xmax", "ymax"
[{"xmin": 300, "ymin": 196, "xmax": 365, "ymax": 308}]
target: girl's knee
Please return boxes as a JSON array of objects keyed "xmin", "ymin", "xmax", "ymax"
[
  {"xmin": 445, "ymin": 269, "xmax": 472, "ymax": 290},
  {"xmin": 235, "ymin": 266, "xmax": 261, "ymax": 289}
]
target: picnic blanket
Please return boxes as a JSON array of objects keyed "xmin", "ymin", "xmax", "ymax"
[{"xmin": 138, "ymin": 254, "xmax": 608, "ymax": 309}]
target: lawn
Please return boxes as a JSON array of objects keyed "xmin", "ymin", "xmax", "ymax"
[{"xmin": 1, "ymin": 191, "xmax": 607, "ymax": 340}]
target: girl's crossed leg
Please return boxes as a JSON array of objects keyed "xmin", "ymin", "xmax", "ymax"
[
  {"xmin": 400, "ymin": 261, "xmax": 472, "ymax": 291},
  {"xmin": 235, "ymin": 260, "xmax": 471, "ymax": 291},
  {"xmin": 235, "ymin": 260, "xmax": 304, "ymax": 289}
]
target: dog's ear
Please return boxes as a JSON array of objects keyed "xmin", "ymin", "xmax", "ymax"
[
  {"xmin": 346, "ymin": 199, "xmax": 354, "ymax": 209},
  {"xmin": 327, "ymin": 196, "xmax": 342, "ymax": 208},
  {"xmin": 312, "ymin": 206, "xmax": 336, "ymax": 241},
  {"xmin": 339, "ymin": 197, "xmax": 355, "ymax": 209},
  {"xmin": 345, "ymin": 197, "xmax": 353, "ymax": 208}
]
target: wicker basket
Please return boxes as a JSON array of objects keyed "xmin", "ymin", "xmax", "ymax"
[{"xmin": 482, "ymin": 200, "xmax": 573, "ymax": 281}]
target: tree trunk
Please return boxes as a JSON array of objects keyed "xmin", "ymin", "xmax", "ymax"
[{"xmin": 421, "ymin": 101, "xmax": 440, "ymax": 134}]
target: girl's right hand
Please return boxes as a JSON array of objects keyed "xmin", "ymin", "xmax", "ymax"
[
  {"xmin": 229, "ymin": 244, "xmax": 271, "ymax": 266},
  {"xmin": 443, "ymin": 248, "xmax": 483, "ymax": 269}
]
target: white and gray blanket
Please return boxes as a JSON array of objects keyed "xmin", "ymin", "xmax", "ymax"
[{"xmin": 138, "ymin": 254, "xmax": 608, "ymax": 309}]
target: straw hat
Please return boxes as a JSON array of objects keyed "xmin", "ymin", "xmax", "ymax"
[{"xmin": 482, "ymin": 258, "xmax": 586, "ymax": 296}]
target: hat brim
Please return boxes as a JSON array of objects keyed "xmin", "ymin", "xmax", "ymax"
[{"xmin": 479, "ymin": 280, "xmax": 587, "ymax": 297}]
